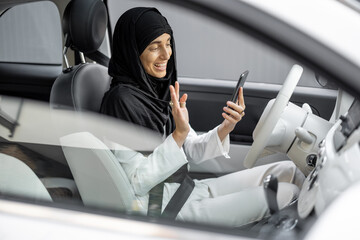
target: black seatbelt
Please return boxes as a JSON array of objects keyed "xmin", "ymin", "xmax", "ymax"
[
  {"xmin": 147, "ymin": 165, "xmax": 195, "ymax": 219},
  {"xmin": 147, "ymin": 182, "xmax": 164, "ymax": 217},
  {"xmin": 161, "ymin": 174, "xmax": 194, "ymax": 219},
  {"xmin": 86, "ymin": 50, "xmax": 110, "ymax": 67}
]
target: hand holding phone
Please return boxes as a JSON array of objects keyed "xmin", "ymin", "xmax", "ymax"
[{"xmin": 219, "ymin": 70, "xmax": 248, "ymax": 140}]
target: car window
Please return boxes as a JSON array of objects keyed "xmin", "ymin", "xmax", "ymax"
[
  {"xmin": 0, "ymin": 1, "xmax": 63, "ymax": 101},
  {"xmin": 0, "ymin": 1, "xmax": 62, "ymax": 65},
  {"xmin": 107, "ymin": 0, "xmax": 332, "ymax": 88}
]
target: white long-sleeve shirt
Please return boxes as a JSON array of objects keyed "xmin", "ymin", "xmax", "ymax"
[{"xmin": 110, "ymin": 125, "xmax": 230, "ymax": 215}]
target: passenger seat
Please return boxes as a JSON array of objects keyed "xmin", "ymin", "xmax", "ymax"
[{"xmin": 50, "ymin": 0, "xmax": 111, "ymax": 112}]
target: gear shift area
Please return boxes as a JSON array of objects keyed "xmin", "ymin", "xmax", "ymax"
[
  {"xmin": 263, "ymin": 174, "xmax": 279, "ymax": 214},
  {"xmin": 250, "ymin": 174, "xmax": 299, "ymax": 237}
]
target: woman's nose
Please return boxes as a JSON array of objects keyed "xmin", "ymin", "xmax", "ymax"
[{"xmin": 160, "ymin": 47, "xmax": 171, "ymax": 60}]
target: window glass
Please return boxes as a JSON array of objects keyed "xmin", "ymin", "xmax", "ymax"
[
  {"xmin": 107, "ymin": 0, "xmax": 326, "ymax": 88},
  {"xmin": 0, "ymin": 1, "xmax": 62, "ymax": 65},
  {"xmin": 98, "ymin": 29, "xmax": 111, "ymax": 58}
]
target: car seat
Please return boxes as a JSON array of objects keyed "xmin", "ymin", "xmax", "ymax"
[
  {"xmin": 50, "ymin": 0, "xmax": 141, "ymax": 214},
  {"xmin": 0, "ymin": 153, "xmax": 52, "ymax": 201},
  {"xmin": 50, "ymin": 0, "xmax": 111, "ymax": 112},
  {"xmin": 60, "ymin": 132, "xmax": 138, "ymax": 213}
]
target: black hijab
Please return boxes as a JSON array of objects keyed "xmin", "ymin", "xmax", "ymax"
[{"xmin": 100, "ymin": 7, "xmax": 177, "ymax": 136}]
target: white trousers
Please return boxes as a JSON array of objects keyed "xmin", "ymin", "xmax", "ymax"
[{"xmin": 179, "ymin": 161, "xmax": 304, "ymax": 227}]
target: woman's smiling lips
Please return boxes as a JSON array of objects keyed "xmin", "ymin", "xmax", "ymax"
[{"xmin": 154, "ymin": 62, "xmax": 167, "ymax": 71}]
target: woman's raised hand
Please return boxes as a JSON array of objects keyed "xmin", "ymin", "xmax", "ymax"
[
  {"xmin": 169, "ymin": 81, "xmax": 190, "ymax": 148},
  {"xmin": 217, "ymin": 87, "xmax": 246, "ymax": 141}
]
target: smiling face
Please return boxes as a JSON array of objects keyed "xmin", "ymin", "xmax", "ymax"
[{"xmin": 139, "ymin": 33, "xmax": 172, "ymax": 78}]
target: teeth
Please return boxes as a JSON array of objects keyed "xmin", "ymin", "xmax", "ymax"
[{"xmin": 155, "ymin": 63, "xmax": 166, "ymax": 67}]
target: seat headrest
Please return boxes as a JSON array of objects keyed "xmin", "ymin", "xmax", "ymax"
[{"xmin": 63, "ymin": 0, "xmax": 108, "ymax": 54}]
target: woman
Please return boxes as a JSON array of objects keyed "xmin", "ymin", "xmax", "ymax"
[{"xmin": 100, "ymin": 7, "xmax": 304, "ymax": 227}]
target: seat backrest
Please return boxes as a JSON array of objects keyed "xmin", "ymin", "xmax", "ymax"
[
  {"xmin": 50, "ymin": 63, "xmax": 110, "ymax": 111},
  {"xmin": 50, "ymin": 0, "xmax": 110, "ymax": 112},
  {"xmin": 60, "ymin": 132, "xmax": 137, "ymax": 212},
  {"xmin": 0, "ymin": 153, "xmax": 52, "ymax": 201}
]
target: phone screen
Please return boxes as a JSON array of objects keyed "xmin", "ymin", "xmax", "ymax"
[{"xmin": 230, "ymin": 70, "xmax": 249, "ymax": 103}]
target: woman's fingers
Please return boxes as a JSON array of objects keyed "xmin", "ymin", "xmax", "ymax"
[
  {"xmin": 227, "ymin": 101, "xmax": 244, "ymax": 113},
  {"xmin": 219, "ymin": 87, "xmax": 245, "ymax": 135},
  {"xmin": 175, "ymin": 81, "xmax": 180, "ymax": 99},
  {"xmin": 169, "ymin": 85, "xmax": 180, "ymax": 108},
  {"xmin": 224, "ymin": 86, "xmax": 245, "ymax": 122},
  {"xmin": 223, "ymin": 105, "xmax": 242, "ymax": 121},
  {"xmin": 224, "ymin": 94, "xmax": 246, "ymax": 123},
  {"xmin": 238, "ymin": 87, "xmax": 245, "ymax": 109},
  {"xmin": 170, "ymin": 82, "xmax": 190, "ymax": 140},
  {"xmin": 180, "ymin": 93, "xmax": 187, "ymax": 102},
  {"xmin": 170, "ymin": 82, "xmax": 188, "ymax": 108},
  {"xmin": 222, "ymin": 110, "xmax": 245, "ymax": 123},
  {"xmin": 222, "ymin": 112, "xmax": 236, "ymax": 123},
  {"xmin": 169, "ymin": 85, "xmax": 175, "ymax": 99},
  {"xmin": 179, "ymin": 93, "xmax": 188, "ymax": 108}
]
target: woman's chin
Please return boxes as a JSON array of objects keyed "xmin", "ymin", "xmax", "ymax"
[{"xmin": 151, "ymin": 72, "xmax": 167, "ymax": 78}]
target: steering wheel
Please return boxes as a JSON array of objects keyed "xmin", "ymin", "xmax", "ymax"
[{"xmin": 244, "ymin": 64, "xmax": 303, "ymax": 168}]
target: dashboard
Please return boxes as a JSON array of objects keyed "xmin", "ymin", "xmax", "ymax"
[{"xmin": 298, "ymin": 100, "xmax": 360, "ymax": 218}]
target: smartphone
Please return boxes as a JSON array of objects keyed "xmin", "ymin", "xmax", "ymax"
[{"xmin": 230, "ymin": 70, "xmax": 249, "ymax": 103}]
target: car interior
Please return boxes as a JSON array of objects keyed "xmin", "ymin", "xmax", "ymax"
[{"xmin": 1, "ymin": 0, "xmax": 360, "ymax": 239}]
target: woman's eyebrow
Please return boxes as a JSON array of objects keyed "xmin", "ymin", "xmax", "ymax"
[
  {"xmin": 149, "ymin": 38, "xmax": 171, "ymax": 45},
  {"xmin": 149, "ymin": 41, "xmax": 161, "ymax": 45}
]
